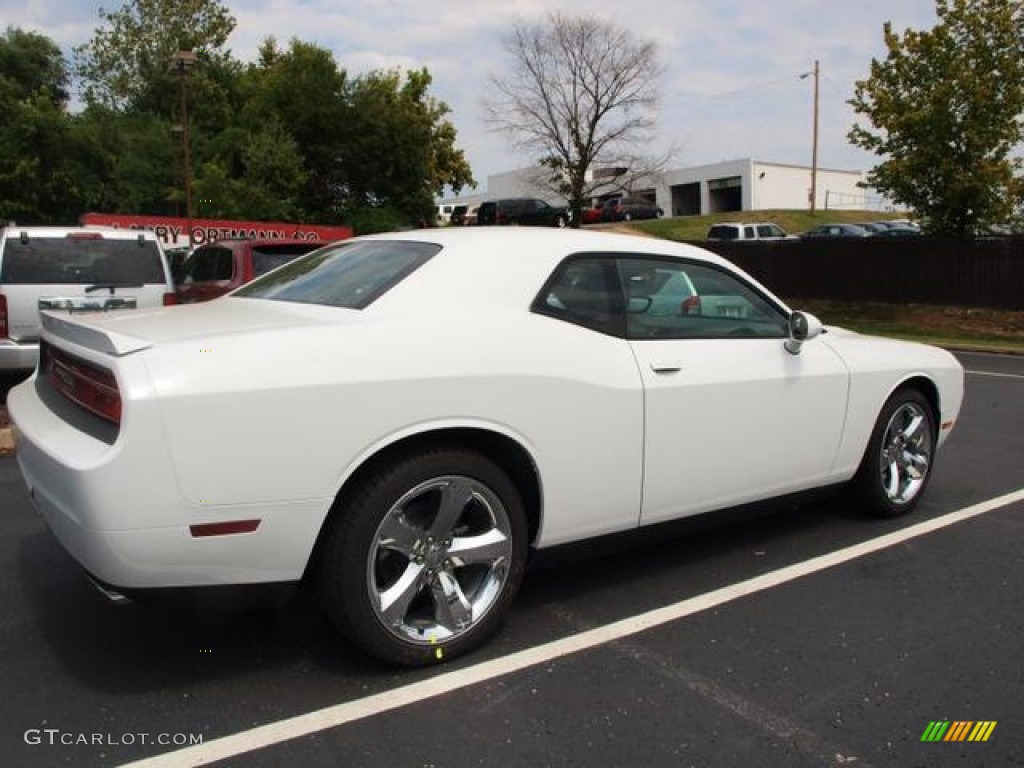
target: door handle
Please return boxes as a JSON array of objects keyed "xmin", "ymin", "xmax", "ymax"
[{"xmin": 650, "ymin": 362, "xmax": 682, "ymax": 374}]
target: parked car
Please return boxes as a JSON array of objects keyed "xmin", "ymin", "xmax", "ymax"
[
  {"xmin": 865, "ymin": 221, "xmax": 923, "ymax": 237},
  {"xmin": 175, "ymin": 238, "xmax": 327, "ymax": 303},
  {"xmin": 449, "ymin": 205, "xmax": 469, "ymax": 226},
  {"xmin": 0, "ymin": 226, "xmax": 175, "ymax": 372},
  {"xmin": 581, "ymin": 205, "xmax": 605, "ymax": 225},
  {"xmin": 435, "ymin": 203, "xmax": 458, "ymax": 226},
  {"xmin": 801, "ymin": 223, "xmax": 872, "ymax": 239},
  {"xmin": 10, "ymin": 228, "xmax": 964, "ymax": 666},
  {"xmin": 600, "ymin": 196, "xmax": 663, "ymax": 222},
  {"xmin": 706, "ymin": 222, "xmax": 795, "ymax": 241},
  {"xmin": 476, "ymin": 198, "xmax": 569, "ymax": 227}
]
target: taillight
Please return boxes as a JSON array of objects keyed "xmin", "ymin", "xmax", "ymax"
[
  {"xmin": 163, "ymin": 292, "xmax": 177, "ymax": 306},
  {"xmin": 0, "ymin": 294, "xmax": 7, "ymax": 339},
  {"xmin": 681, "ymin": 295, "xmax": 702, "ymax": 315},
  {"xmin": 42, "ymin": 342, "xmax": 122, "ymax": 425}
]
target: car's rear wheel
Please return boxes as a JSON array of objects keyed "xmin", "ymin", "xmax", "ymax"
[
  {"xmin": 853, "ymin": 388, "xmax": 936, "ymax": 517},
  {"xmin": 319, "ymin": 447, "xmax": 527, "ymax": 666}
]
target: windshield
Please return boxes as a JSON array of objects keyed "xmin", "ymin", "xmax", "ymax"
[{"xmin": 233, "ymin": 239, "xmax": 439, "ymax": 309}]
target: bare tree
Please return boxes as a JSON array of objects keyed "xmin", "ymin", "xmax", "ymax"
[{"xmin": 486, "ymin": 12, "xmax": 667, "ymax": 225}]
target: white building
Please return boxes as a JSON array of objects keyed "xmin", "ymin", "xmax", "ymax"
[
  {"xmin": 660, "ymin": 158, "xmax": 869, "ymax": 216},
  {"xmin": 439, "ymin": 158, "xmax": 883, "ymax": 216}
]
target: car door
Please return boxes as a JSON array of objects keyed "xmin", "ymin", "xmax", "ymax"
[
  {"xmin": 619, "ymin": 256, "xmax": 849, "ymax": 525},
  {"xmin": 175, "ymin": 244, "xmax": 236, "ymax": 303}
]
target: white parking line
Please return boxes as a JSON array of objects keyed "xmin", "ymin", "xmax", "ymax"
[
  {"xmin": 966, "ymin": 369, "xmax": 1024, "ymax": 380},
  {"xmin": 122, "ymin": 488, "xmax": 1024, "ymax": 768}
]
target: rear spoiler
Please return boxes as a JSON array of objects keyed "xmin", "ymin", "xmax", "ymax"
[{"xmin": 41, "ymin": 311, "xmax": 153, "ymax": 356}]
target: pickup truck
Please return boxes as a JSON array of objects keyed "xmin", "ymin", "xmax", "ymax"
[{"xmin": 174, "ymin": 238, "xmax": 326, "ymax": 303}]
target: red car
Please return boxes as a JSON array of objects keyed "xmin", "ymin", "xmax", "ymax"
[{"xmin": 174, "ymin": 238, "xmax": 328, "ymax": 303}]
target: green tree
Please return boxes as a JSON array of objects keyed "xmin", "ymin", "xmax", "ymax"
[
  {"xmin": 342, "ymin": 68, "xmax": 474, "ymax": 224},
  {"xmin": 486, "ymin": 12, "xmax": 664, "ymax": 226},
  {"xmin": 73, "ymin": 0, "xmax": 237, "ymax": 118},
  {"xmin": 243, "ymin": 40, "xmax": 472, "ymax": 227},
  {"xmin": 192, "ymin": 121, "xmax": 308, "ymax": 220},
  {"xmin": 240, "ymin": 38, "xmax": 350, "ymax": 221},
  {"xmin": 0, "ymin": 28, "xmax": 80, "ymax": 223},
  {"xmin": 849, "ymin": 0, "xmax": 1024, "ymax": 235}
]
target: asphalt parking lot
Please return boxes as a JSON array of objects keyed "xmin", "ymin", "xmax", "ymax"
[{"xmin": 1, "ymin": 350, "xmax": 1021, "ymax": 767}]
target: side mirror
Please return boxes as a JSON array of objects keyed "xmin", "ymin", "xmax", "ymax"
[
  {"xmin": 785, "ymin": 311, "xmax": 823, "ymax": 355},
  {"xmin": 627, "ymin": 296, "xmax": 653, "ymax": 314}
]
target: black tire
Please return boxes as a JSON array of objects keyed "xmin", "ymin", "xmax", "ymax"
[
  {"xmin": 319, "ymin": 447, "xmax": 527, "ymax": 666},
  {"xmin": 852, "ymin": 388, "xmax": 937, "ymax": 518}
]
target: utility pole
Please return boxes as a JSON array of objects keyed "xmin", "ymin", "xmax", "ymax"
[
  {"xmin": 171, "ymin": 50, "xmax": 197, "ymax": 249},
  {"xmin": 809, "ymin": 60, "xmax": 820, "ymax": 213}
]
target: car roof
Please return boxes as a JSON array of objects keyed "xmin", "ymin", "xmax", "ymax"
[
  {"xmin": 355, "ymin": 226, "xmax": 770, "ymax": 314},
  {"xmin": 1, "ymin": 225, "xmax": 160, "ymax": 241}
]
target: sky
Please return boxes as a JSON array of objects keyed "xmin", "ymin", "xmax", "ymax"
[{"xmin": 3, "ymin": 0, "xmax": 944, "ymax": 196}]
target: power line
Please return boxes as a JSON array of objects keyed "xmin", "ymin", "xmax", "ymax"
[{"xmin": 679, "ymin": 72, "xmax": 810, "ymax": 104}]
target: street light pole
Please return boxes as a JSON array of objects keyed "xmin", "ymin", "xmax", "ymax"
[{"xmin": 171, "ymin": 50, "xmax": 197, "ymax": 249}]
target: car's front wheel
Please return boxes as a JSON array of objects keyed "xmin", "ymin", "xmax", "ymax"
[
  {"xmin": 853, "ymin": 388, "xmax": 936, "ymax": 517},
  {"xmin": 319, "ymin": 447, "xmax": 527, "ymax": 666}
]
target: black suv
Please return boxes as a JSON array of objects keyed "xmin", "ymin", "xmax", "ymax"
[{"xmin": 476, "ymin": 198, "xmax": 569, "ymax": 227}]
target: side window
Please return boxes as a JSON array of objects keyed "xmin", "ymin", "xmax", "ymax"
[
  {"xmin": 617, "ymin": 257, "xmax": 788, "ymax": 340},
  {"xmin": 184, "ymin": 246, "xmax": 233, "ymax": 283},
  {"xmin": 744, "ymin": 226, "xmax": 756, "ymax": 239},
  {"xmin": 532, "ymin": 257, "xmax": 622, "ymax": 336}
]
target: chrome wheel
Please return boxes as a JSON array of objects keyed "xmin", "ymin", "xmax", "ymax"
[
  {"xmin": 878, "ymin": 401, "xmax": 933, "ymax": 505},
  {"xmin": 367, "ymin": 475, "xmax": 514, "ymax": 646}
]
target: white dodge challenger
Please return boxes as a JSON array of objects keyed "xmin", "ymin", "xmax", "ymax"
[{"xmin": 9, "ymin": 228, "xmax": 964, "ymax": 665}]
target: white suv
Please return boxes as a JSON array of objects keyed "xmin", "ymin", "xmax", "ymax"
[
  {"xmin": 0, "ymin": 226, "xmax": 175, "ymax": 371},
  {"xmin": 706, "ymin": 222, "xmax": 794, "ymax": 241}
]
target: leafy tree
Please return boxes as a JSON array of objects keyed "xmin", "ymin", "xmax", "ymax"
[
  {"xmin": 341, "ymin": 68, "xmax": 474, "ymax": 224},
  {"xmin": 239, "ymin": 38, "xmax": 350, "ymax": 221},
  {"xmin": 192, "ymin": 121, "xmax": 308, "ymax": 220},
  {"xmin": 0, "ymin": 26, "xmax": 68, "ymax": 104},
  {"xmin": 73, "ymin": 0, "xmax": 237, "ymax": 119},
  {"xmin": 849, "ymin": 0, "xmax": 1024, "ymax": 235},
  {"xmin": 243, "ymin": 41, "xmax": 472, "ymax": 227},
  {"xmin": 486, "ymin": 12, "xmax": 664, "ymax": 226},
  {"xmin": 0, "ymin": 28, "xmax": 79, "ymax": 223}
]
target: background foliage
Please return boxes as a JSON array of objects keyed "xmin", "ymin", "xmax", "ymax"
[
  {"xmin": 849, "ymin": 0, "xmax": 1024, "ymax": 235},
  {"xmin": 0, "ymin": 0, "xmax": 474, "ymax": 232}
]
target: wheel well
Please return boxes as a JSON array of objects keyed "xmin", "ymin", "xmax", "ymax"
[
  {"xmin": 303, "ymin": 428, "xmax": 542, "ymax": 581},
  {"xmin": 900, "ymin": 375, "xmax": 941, "ymax": 425}
]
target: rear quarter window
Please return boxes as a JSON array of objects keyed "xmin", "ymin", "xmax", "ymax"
[
  {"xmin": 0, "ymin": 235, "xmax": 166, "ymax": 284},
  {"xmin": 234, "ymin": 240, "xmax": 439, "ymax": 309}
]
